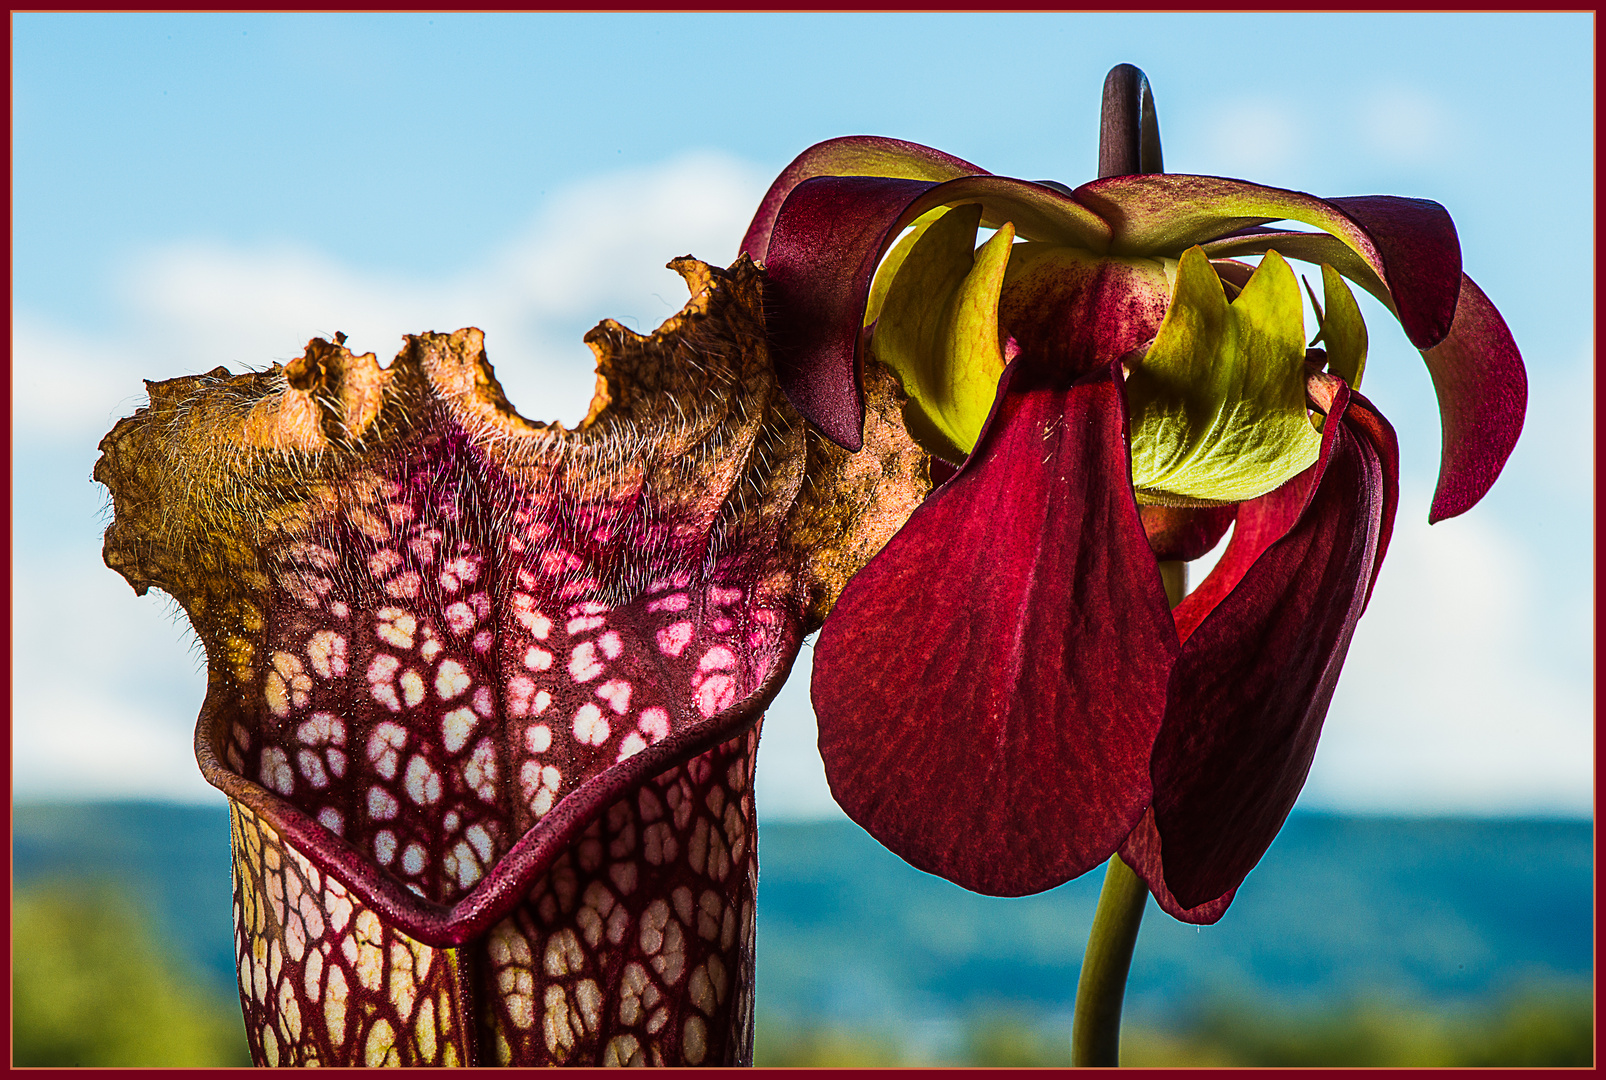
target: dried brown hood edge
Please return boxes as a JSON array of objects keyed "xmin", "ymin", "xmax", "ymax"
[{"xmin": 94, "ymin": 256, "xmax": 931, "ymax": 947}]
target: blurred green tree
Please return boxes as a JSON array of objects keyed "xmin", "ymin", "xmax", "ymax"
[{"xmin": 12, "ymin": 881, "xmax": 252, "ymax": 1066}]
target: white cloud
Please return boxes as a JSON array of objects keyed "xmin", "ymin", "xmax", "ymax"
[
  {"xmin": 1194, "ymin": 98, "xmax": 1309, "ymax": 177},
  {"xmin": 1300, "ymin": 483, "xmax": 1592, "ymax": 815},
  {"xmin": 12, "ymin": 557, "xmax": 217, "ymax": 803},
  {"xmin": 14, "ymin": 151, "xmax": 769, "ymax": 805},
  {"xmin": 1352, "ymin": 85, "xmax": 1459, "ymax": 167}
]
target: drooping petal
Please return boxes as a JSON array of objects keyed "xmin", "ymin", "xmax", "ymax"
[
  {"xmin": 764, "ymin": 175, "xmax": 941, "ymax": 451},
  {"xmin": 1127, "ymin": 248, "xmax": 1324, "ymax": 504},
  {"xmin": 811, "ymin": 360, "xmax": 1178, "ymax": 896},
  {"xmin": 1201, "ymin": 226, "xmax": 1520, "ymax": 523},
  {"xmin": 1117, "ymin": 809, "xmax": 1234, "ymax": 925},
  {"xmin": 1138, "ymin": 383, "xmax": 1397, "ymax": 912},
  {"xmin": 1077, "ymin": 177, "xmax": 1461, "ymax": 349},
  {"xmin": 1419, "ymin": 274, "xmax": 1527, "ymax": 523},
  {"xmin": 997, "ymin": 240, "xmax": 1172, "ymax": 379},
  {"xmin": 764, "ymin": 173, "xmax": 1114, "ymax": 449},
  {"xmin": 739, "ymin": 135, "xmax": 986, "ymax": 263},
  {"xmin": 1213, "ymin": 236, "xmax": 1520, "ymax": 523},
  {"xmin": 1338, "ymin": 391, "xmax": 1400, "ymax": 609}
]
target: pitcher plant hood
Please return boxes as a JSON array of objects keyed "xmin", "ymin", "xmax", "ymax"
[{"xmin": 94, "ymin": 258, "xmax": 930, "ymax": 1064}]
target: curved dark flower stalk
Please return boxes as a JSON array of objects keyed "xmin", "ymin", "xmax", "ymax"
[{"xmin": 95, "ymin": 259, "xmax": 930, "ymax": 1065}]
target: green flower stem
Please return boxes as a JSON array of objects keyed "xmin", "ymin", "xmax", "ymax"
[
  {"xmin": 1070, "ymin": 559, "xmax": 1187, "ymax": 1067},
  {"xmin": 1071, "ymin": 852, "xmax": 1149, "ymax": 1066},
  {"xmin": 1157, "ymin": 559, "xmax": 1187, "ymax": 610}
]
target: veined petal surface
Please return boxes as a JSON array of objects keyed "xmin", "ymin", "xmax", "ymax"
[
  {"xmin": 1142, "ymin": 386, "xmax": 1397, "ymax": 911},
  {"xmin": 1127, "ymin": 249, "xmax": 1323, "ymax": 504},
  {"xmin": 812, "ymin": 361, "xmax": 1178, "ymax": 896}
]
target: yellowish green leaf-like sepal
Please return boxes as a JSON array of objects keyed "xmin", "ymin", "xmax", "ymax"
[
  {"xmin": 1318, "ymin": 262, "xmax": 1368, "ymax": 388},
  {"xmin": 866, "ymin": 206, "xmax": 952, "ymax": 328},
  {"xmin": 870, "ymin": 204, "xmax": 1014, "ymax": 458},
  {"xmin": 1127, "ymin": 247, "xmax": 1322, "ymax": 504}
]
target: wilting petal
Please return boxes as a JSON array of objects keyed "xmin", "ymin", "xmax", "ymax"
[
  {"xmin": 1139, "ymin": 383, "xmax": 1396, "ymax": 911},
  {"xmin": 1420, "ymin": 274, "xmax": 1527, "ymax": 523},
  {"xmin": 739, "ymin": 135, "xmax": 985, "ymax": 263},
  {"xmin": 1079, "ymin": 176, "xmax": 1461, "ymax": 349},
  {"xmin": 812, "ymin": 360, "xmax": 1178, "ymax": 896},
  {"xmin": 997, "ymin": 240, "xmax": 1172, "ymax": 379},
  {"xmin": 96, "ymin": 259, "xmax": 812, "ymax": 946}
]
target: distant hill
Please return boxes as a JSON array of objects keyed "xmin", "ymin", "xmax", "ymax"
[
  {"xmin": 14, "ymin": 802, "xmax": 1591, "ymax": 1030},
  {"xmin": 752, "ymin": 813, "xmax": 1593, "ymax": 1028}
]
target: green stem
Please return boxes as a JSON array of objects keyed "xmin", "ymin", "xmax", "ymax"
[
  {"xmin": 1070, "ymin": 853, "xmax": 1149, "ymax": 1066},
  {"xmin": 1070, "ymin": 559, "xmax": 1187, "ymax": 1067}
]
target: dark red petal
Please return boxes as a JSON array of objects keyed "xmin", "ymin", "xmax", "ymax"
[
  {"xmin": 764, "ymin": 175, "xmax": 940, "ymax": 451},
  {"xmin": 1139, "ymin": 504, "xmax": 1237, "ymax": 562},
  {"xmin": 812, "ymin": 361, "xmax": 1178, "ymax": 896},
  {"xmin": 1145, "ymin": 388, "xmax": 1396, "ymax": 910},
  {"xmin": 1421, "ymin": 274, "xmax": 1527, "ymax": 523},
  {"xmin": 1117, "ymin": 809, "xmax": 1234, "ymax": 925},
  {"xmin": 1169, "ymin": 467, "xmax": 1318, "ymax": 648},
  {"xmin": 1324, "ymin": 196, "xmax": 1461, "ymax": 348},
  {"xmin": 1340, "ymin": 390, "xmax": 1400, "ymax": 609},
  {"xmin": 739, "ymin": 136, "xmax": 985, "ymax": 263},
  {"xmin": 997, "ymin": 243, "xmax": 1172, "ymax": 379},
  {"xmin": 1198, "ymin": 197, "xmax": 1461, "ymax": 353}
]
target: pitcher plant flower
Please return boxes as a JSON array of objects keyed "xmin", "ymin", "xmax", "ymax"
[
  {"xmin": 95, "ymin": 260, "xmax": 931, "ymax": 1065},
  {"xmin": 744, "ymin": 65, "xmax": 1526, "ymax": 927}
]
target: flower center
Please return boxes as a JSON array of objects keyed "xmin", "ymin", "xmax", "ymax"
[{"xmin": 867, "ymin": 207, "xmax": 1369, "ymax": 506}]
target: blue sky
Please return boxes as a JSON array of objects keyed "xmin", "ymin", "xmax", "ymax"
[{"xmin": 13, "ymin": 13, "xmax": 1593, "ymax": 817}]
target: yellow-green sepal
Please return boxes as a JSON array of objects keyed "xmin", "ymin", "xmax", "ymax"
[
  {"xmin": 865, "ymin": 206, "xmax": 953, "ymax": 328},
  {"xmin": 869, "ymin": 204, "xmax": 1014, "ymax": 458},
  {"xmin": 1317, "ymin": 262, "xmax": 1368, "ymax": 388},
  {"xmin": 1127, "ymin": 246, "xmax": 1323, "ymax": 504}
]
